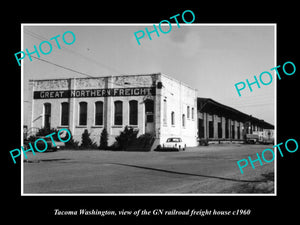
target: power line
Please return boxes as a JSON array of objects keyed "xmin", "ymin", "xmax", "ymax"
[
  {"xmin": 231, "ymin": 102, "xmax": 274, "ymax": 108},
  {"xmin": 24, "ymin": 28, "xmax": 124, "ymax": 75},
  {"xmin": 28, "ymin": 55, "xmax": 96, "ymax": 78},
  {"xmin": 26, "ymin": 55, "xmax": 152, "ymax": 88}
]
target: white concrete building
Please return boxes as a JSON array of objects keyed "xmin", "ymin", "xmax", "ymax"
[{"xmin": 27, "ymin": 73, "xmax": 198, "ymax": 149}]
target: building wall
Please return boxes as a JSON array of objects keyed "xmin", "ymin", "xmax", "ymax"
[
  {"xmin": 158, "ymin": 75, "xmax": 198, "ymax": 147},
  {"xmin": 197, "ymin": 112, "xmax": 245, "ymax": 141},
  {"xmin": 28, "ymin": 74, "xmax": 158, "ymax": 146},
  {"xmin": 27, "ymin": 73, "xmax": 198, "ymax": 148}
]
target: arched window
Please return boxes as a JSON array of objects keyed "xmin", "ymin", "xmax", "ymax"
[
  {"xmin": 171, "ymin": 111, "xmax": 175, "ymax": 126},
  {"xmin": 114, "ymin": 101, "xmax": 123, "ymax": 125},
  {"xmin": 182, "ymin": 114, "xmax": 186, "ymax": 127},
  {"xmin": 79, "ymin": 102, "xmax": 87, "ymax": 126},
  {"xmin": 44, "ymin": 103, "xmax": 51, "ymax": 129},
  {"xmin": 61, "ymin": 102, "xmax": 69, "ymax": 126},
  {"xmin": 95, "ymin": 101, "xmax": 103, "ymax": 125},
  {"xmin": 129, "ymin": 100, "xmax": 138, "ymax": 125},
  {"xmin": 187, "ymin": 106, "xmax": 190, "ymax": 119}
]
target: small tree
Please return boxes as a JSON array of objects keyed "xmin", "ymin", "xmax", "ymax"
[
  {"xmin": 81, "ymin": 129, "xmax": 97, "ymax": 149},
  {"xmin": 64, "ymin": 130, "xmax": 79, "ymax": 150},
  {"xmin": 99, "ymin": 128, "xmax": 108, "ymax": 150},
  {"xmin": 115, "ymin": 126, "xmax": 139, "ymax": 151}
]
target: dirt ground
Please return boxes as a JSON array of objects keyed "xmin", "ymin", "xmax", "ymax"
[{"xmin": 23, "ymin": 143, "xmax": 275, "ymax": 194}]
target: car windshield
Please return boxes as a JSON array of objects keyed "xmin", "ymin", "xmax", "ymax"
[{"xmin": 167, "ymin": 138, "xmax": 181, "ymax": 142}]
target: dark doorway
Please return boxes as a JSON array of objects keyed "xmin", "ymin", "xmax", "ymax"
[
  {"xmin": 209, "ymin": 121, "xmax": 214, "ymax": 138},
  {"xmin": 145, "ymin": 99, "xmax": 154, "ymax": 133},
  {"xmin": 225, "ymin": 119, "xmax": 229, "ymax": 139},
  {"xmin": 218, "ymin": 122, "xmax": 222, "ymax": 138},
  {"xmin": 198, "ymin": 119, "xmax": 204, "ymax": 138}
]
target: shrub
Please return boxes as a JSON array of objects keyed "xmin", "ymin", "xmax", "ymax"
[
  {"xmin": 80, "ymin": 129, "xmax": 97, "ymax": 149},
  {"xmin": 26, "ymin": 127, "xmax": 60, "ymax": 143},
  {"xmin": 99, "ymin": 128, "xmax": 108, "ymax": 150},
  {"xmin": 64, "ymin": 130, "xmax": 80, "ymax": 150},
  {"xmin": 136, "ymin": 133, "xmax": 155, "ymax": 148},
  {"xmin": 115, "ymin": 126, "xmax": 139, "ymax": 151}
]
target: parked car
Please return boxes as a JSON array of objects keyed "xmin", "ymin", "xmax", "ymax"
[
  {"xmin": 159, "ymin": 137, "xmax": 186, "ymax": 151},
  {"xmin": 245, "ymin": 134, "xmax": 259, "ymax": 144},
  {"xmin": 24, "ymin": 136, "xmax": 64, "ymax": 152},
  {"xmin": 38, "ymin": 136, "xmax": 65, "ymax": 152}
]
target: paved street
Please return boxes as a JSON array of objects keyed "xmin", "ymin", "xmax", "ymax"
[{"xmin": 23, "ymin": 144, "xmax": 275, "ymax": 194}]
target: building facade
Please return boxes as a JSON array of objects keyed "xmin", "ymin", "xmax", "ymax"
[
  {"xmin": 197, "ymin": 98, "xmax": 274, "ymax": 142},
  {"xmin": 27, "ymin": 73, "xmax": 198, "ymax": 148}
]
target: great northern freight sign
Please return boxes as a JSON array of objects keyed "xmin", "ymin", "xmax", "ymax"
[{"xmin": 33, "ymin": 87, "xmax": 156, "ymax": 99}]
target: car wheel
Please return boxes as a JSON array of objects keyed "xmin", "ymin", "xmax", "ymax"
[{"xmin": 156, "ymin": 145, "xmax": 161, "ymax": 150}]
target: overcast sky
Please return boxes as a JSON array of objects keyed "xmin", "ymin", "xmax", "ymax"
[{"xmin": 23, "ymin": 24, "xmax": 275, "ymax": 124}]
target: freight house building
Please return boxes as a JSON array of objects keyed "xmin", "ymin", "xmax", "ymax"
[
  {"xmin": 27, "ymin": 73, "xmax": 198, "ymax": 149},
  {"xmin": 26, "ymin": 73, "xmax": 274, "ymax": 149}
]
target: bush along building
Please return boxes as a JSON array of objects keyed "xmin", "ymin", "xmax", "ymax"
[
  {"xmin": 26, "ymin": 73, "xmax": 274, "ymax": 150},
  {"xmin": 26, "ymin": 73, "xmax": 198, "ymax": 150}
]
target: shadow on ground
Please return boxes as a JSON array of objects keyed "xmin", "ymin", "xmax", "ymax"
[{"xmin": 109, "ymin": 162, "xmax": 272, "ymax": 183}]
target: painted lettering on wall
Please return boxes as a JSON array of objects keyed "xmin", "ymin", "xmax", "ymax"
[{"xmin": 33, "ymin": 87, "xmax": 156, "ymax": 99}]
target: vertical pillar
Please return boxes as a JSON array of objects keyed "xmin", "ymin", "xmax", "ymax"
[
  {"xmin": 239, "ymin": 121, "xmax": 243, "ymax": 139},
  {"xmin": 203, "ymin": 112, "xmax": 207, "ymax": 139},
  {"xmin": 234, "ymin": 120, "xmax": 238, "ymax": 139},
  {"xmin": 213, "ymin": 114, "xmax": 218, "ymax": 138},
  {"xmin": 106, "ymin": 76, "xmax": 113, "ymax": 137},
  {"xmin": 221, "ymin": 116, "xmax": 226, "ymax": 139},
  {"xmin": 228, "ymin": 119, "xmax": 232, "ymax": 139},
  {"xmin": 28, "ymin": 80, "xmax": 35, "ymax": 129},
  {"xmin": 68, "ymin": 78, "xmax": 76, "ymax": 137},
  {"xmin": 155, "ymin": 75, "xmax": 162, "ymax": 139},
  {"xmin": 151, "ymin": 74, "xmax": 161, "ymax": 151}
]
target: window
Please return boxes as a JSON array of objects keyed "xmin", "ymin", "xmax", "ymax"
[
  {"xmin": 44, "ymin": 103, "xmax": 51, "ymax": 129},
  {"xmin": 182, "ymin": 114, "xmax": 186, "ymax": 127},
  {"xmin": 95, "ymin": 101, "xmax": 103, "ymax": 125},
  {"xmin": 171, "ymin": 111, "xmax": 175, "ymax": 126},
  {"xmin": 129, "ymin": 100, "xmax": 138, "ymax": 125},
  {"xmin": 79, "ymin": 102, "xmax": 87, "ymax": 126},
  {"xmin": 114, "ymin": 101, "xmax": 123, "ymax": 125},
  {"xmin": 61, "ymin": 102, "xmax": 69, "ymax": 126},
  {"xmin": 187, "ymin": 106, "xmax": 190, "ymax": 119},
  {"xmin": 191, "ymin": 107, "xmax": 194, "ymax": 120},
  {"xmin": 163, "ymin": 99, "xmax": 167, "ymax": 125},
  {"xmin": 167, "ymin": 138, "xmax": 182, "ymax": 142}
]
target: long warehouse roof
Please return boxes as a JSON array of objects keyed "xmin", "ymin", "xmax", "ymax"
[{"xmin": 197, "ymin": 97, "xmax": 274, "ymax": 129}]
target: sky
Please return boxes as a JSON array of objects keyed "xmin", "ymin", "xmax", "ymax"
[{"xmin": 23, "ymin": 24, "xmax": 275, "ymax": 124}]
